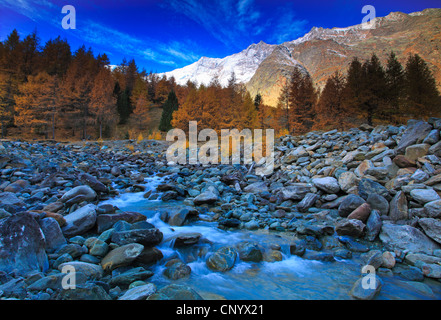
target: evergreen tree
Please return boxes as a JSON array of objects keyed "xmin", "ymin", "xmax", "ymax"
[
  {"xmin": 384, "ymin": 51, "xmax": 405, "ymax": 123},
  {"xmin": 159, "ymin": 90, "xmax": 179, "ymax": 132},
  {"xmin": 404, "ymin": 53, "xmax": 441, "ymax": 117},
  {"xmin": 361, "ymin": 53, "xmax": 387, "ymax": 125}
]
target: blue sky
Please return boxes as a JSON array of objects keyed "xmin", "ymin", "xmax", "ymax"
[{"xmin": 0, "ymin": 0, "xmax": 440, "ymax": 73}]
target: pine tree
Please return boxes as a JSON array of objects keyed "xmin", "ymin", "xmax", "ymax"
[
  {"xmin": 159, "ymin": 90, "xmax": 179, "ymax": 132},
  {"xmin": 384, "ymin": 51, "xmax": 405, "ymax": 123},
  {"xmin": 404, "ymin": 53, "xmax": 441, "ymax": 118},
  {"xmin": 360, "ymin": 54, "xmax": 387, "ymax": 125}
]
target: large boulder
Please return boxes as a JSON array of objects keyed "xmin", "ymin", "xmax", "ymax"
[
  {"xmin": 0, "ymin": 212, "xmax": 49, "ymax": 274},
  {"xmin": 379, "ymin": 223, "xmax": 441, "ymax": 253},
  {"xmin": 61, "ymin": 204, "xmax": 97, "ymax": 237}
]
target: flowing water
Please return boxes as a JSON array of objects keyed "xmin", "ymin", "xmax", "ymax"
[{"xmin": 102, "ymin": 175, "xmax": 441, "ymax": 300}]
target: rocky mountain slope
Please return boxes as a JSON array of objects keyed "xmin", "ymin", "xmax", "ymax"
[{"xmin": 161, "ymin": 8, "xmax": 441, "ymax": 107}]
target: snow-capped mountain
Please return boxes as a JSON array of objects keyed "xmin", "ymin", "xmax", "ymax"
[
  {"xmin": 159, "ymin": 8, "xmax": 441, "ymax": 106},
  {"xmin": 159, "ymin": 41, "xmax": 276, "ymax": 87}
]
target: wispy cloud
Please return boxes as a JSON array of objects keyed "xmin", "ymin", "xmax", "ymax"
[
  {"xmin": 1, "ymin": 0, "xmax": 201, "ymax": 67},
  {"xmin": 164, "ymin": 0, "xmax": 308, "ymax": 49},
  {"xmin": 268, "ymin": 9, "xmax": 309, "ymax": 44}
]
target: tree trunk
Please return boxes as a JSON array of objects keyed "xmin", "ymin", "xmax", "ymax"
[{"xmin": 52, "ymin": 112, "xmax": 55, "ymax": 140}]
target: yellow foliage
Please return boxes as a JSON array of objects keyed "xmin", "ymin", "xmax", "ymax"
[{"xmin": 137, "ymin": 133, "xmax": 144, "ymax": 143}]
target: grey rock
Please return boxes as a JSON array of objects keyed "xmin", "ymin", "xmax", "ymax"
[
  {"xmin": 119, "ymin": 283, "xmax": 156, "ymax": 300},
  {"xmin": 424, "ymin": 200, "xmax": 441, "ymax": 218},
  {"xmin": 338, "ymin": 194, "xmax": 366, "ymax": 218},
  {"xmin": 39, "ymin": 217, "xmax": 67, "ymax": 252},
  {"xmin": 312, "ymin": 177, "xmax": 340, "ymax": 194},
  {"xmin": 365, "ymin": 210, "xmax": 382, "ymax": 241},
  {"xmin": 206, "ymin": 246, "xmax": 238, "ymax": 272},
  {"xmin": 396, "ymin": 120, "xmax": 432, "ymax": 154},
  {"xmin": 379, "ymin": 223, "xmax": 440, "ymax": 253},
  {"xmin": 418, "ymin": 218, "xmax": 441, "ymax": 245},
  {"xmin": 62, "ymin": 204, "xmax": 97, "ymax": 237},
  {"xmin": 0, "ymin": 212, "xmax": 48, "ymax": 275},
  {"xmin": 389, "ymin": 191, "xmax": 408, "ymax": 221},
  {"xmin": 410, "ymin": 189, "xmax": 440, "ymax": 204},
  {"xmin": 60, "ymin": 185, "xmax": 96, "ymax": 204},
  {"xmin": 366, "ymin": 194, "xmax": 389, "ymax": 216}
]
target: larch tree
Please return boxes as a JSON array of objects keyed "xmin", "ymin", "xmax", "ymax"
[
  {"xmin": 314, "ymin": 71, "xmax": 345, "ymax": 130},
  {"xmin": 14, "ymin": 71, "xmax": 59, "ymax": 138},
  {"xmin": 89, "ymin": 67, "xmax": 117, "ymax": 139}
]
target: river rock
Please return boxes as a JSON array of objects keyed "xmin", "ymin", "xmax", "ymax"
[
  {"xmin": 297, "ymin": 193, "xmax": 319, "ymax": 212},
  {"xmin": 389, "ymin": 191, "xmax": 408, "ymax": 221},
  {"xmin": 147, "ymin": 284, "xmax": 203, "ymax": 300},
  {"xmin": 109, "ymin": 267, "xmax": 154, "ymax": 288},
  {"xmin": 312, "ymin": 177, "xmax": 340, "ymax": 194},
  {"xmin": 405, "ymin": 144, "xmax": 430, "ymax": 162},
  {"xmin": 111, "ymin": 228, "xmax": 163, "ymax": 247},
  {"xmin": 338, "ymin": 194, "xmax": 366, "ymax": 218},
  {"xmin": 79, "ymin": 173, "xmax": 107, "ymax": 193},
  {"xmin": 101, "ymin": 243, "xmax": 145, "ymax": 272},
  {"xmin": 418, "ymin": 218, "xmax": 441, "ymax": 245},
  {"xmin": 52, "ymin": 283, "xmax": 111, "ymax": 300},
  {"xmin": 236, "ymin": 241, "xmax": 263, "ymax": 262},
  {"xmin": 193, "ymin": 190, "xmax": 219, "ymax": 205},
  {"xmin": 338, "ymin": 171, "xmax": 358, "ymax": 193},
  {"xmin": 119, "ymin": 283, "xmax": 156, "ymax": 300},
  {"xmin": 365, "ymin": 210, "xmax": 382, "ymax": 241},
  {"xmin": 410, "ymin": 189, "xmax": 440, "ymax": 205},
  {"xmin": 335, "ymin": 219, "xmax": 365, "ymax": 238},
  {"xmin": 424, "ymin": 200, "xmax": 441, "ymax": 218},
  {"xmin": 347, "ymin": 203, "xmax": 372, "ymax": 223},
  {"xmin": 244, "ymin": 181, "xmax": 268, "ymax": 194},
  {"xmin": 379, "ymin": 223, "xmax": 441, "ymax": 253},
  {"xmin": 366, "ymin": 194, "xmax": 389, "ymax": 216},
  {"xmin": 0, "ymin": 192, "xmax": 25, "ymax": 206},
  {"xmin": 358, "ymin": 178, "xmax": 389, "ymax": 200},
  {"xmin": 279, "ymin": 184, "xmax": 312, "ymax": 201},
  {"xmin": 62, "ymin": 204, "xmax": 97, "ymax": 237},
  {"xmin": 0, "ymin": 212, "xmax": 48, "ymax": 275},
  {"xmin": 60, "ymin": 185, "xmax": 97, "ymax": 204},
  {"xmin": 350, "ymin": 275, "xmax": 382, "ymax": 300},
  {"xmin": 39, "ymin": 217, "xmax": 67, "ymax": 252},
  {"xmin": 396, "ymin": 120, "xmax": 432, "ymax": 154},
  {"xmin": 171, "ymin": 232, "xmax": 202, "ymax": 247},
  {"xmin": 57, "ymin": 261, "xmax": 103, "ymax": 280},
  {"xmin": 206, "ymin": 246, "xmax": 238, "ymax": 272},
  {"xmin": 4, "ymin": 180, "xmax": 30, "ymax": 193},
  {"xmin": 167, "ymin": 207, "xmax": 198, "ymax": 226},
  {"xmin": 96, "ymin": 211, "xmax": 146, "ymax": 233},
  {"xmin": 163, "ymin": 259, "xmax": 191, "ymax": 280}
]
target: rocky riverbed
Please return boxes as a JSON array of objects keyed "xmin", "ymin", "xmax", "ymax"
[{"xmin": 1, "ymin": 118, "xmax": 441, "ymax": 300}]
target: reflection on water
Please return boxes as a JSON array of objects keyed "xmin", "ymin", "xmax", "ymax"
[{"xmin": 103, "ymin": 176, "xmax": 441, "ymax": 300}]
